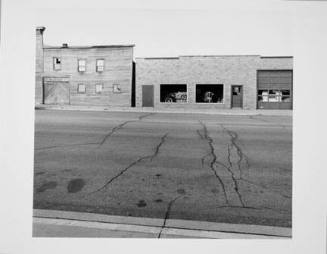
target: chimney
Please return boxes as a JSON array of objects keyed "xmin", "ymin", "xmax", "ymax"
[{"xmin": 62, "ymin": 43, "xmax": 68, "ymax": 48}]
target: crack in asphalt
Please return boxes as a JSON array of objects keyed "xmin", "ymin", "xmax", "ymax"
[
  {"xmin": 89, "ymin": 132, "xmax": 168, "ymax": 194},
  {"xmin": 221, "ymin": 124, "xmax": 250, "ymax": 179},
  {"xmin": 35, "ymin": 142, "xmax": 99, "ymax": 151},
  {"xmin": 198, "ymin": 121, "xmax": 229, "ymax": 205},
  {"xmin": 98, "ymin": 113, "xmax": 154, "ymax": 147},
  {"xmin": 226, "ymin": 144, "xmax": 246, "ymax": 207},
  {"xmin": 221, "ymin": 124, "xmax": 291, "ymax": 200},
  {"xmin": 158, "ymin": 195, "xmax": 182, "ymax": 238},
  {"xmin": 36, "ymin": 113, "xmax": 155, "ymax": 151}
]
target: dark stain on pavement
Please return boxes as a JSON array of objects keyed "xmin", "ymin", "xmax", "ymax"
[
  {"xmin": 154, "ymin": 199, "xmax": 163, "ymax": 203},
  {"xmin": 211, "ymin": 188, "xmax": 219, "ymax": 194},
  {"xmin": 155, "ymin": 174, "xmax": 161, "ymax": 177},
  {"xmin": 137, "ymin": 200, "xmax": 147, "ymax": 207},
  {"xmin": 177, "ymin": 188, "xmax": 186, "ymax": 194},
  {"xmin": 67, "ymin": 178, "xmax": 85, "ymax": 193},
  {"xmin": 37, "ymin": 181, "xmax": 57, "ymax": 193},
  {"xmin": 35, "ymin": 172, "xmax": 45, "ymax": 176}
]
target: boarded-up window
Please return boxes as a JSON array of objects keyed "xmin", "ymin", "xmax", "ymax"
[
  {"xmin": 77, "ymin": 84, "xmax": 86, "ymax": 93},
  {"xmin": 53, "ymin": 57, "xmax": 61, "ymax": 70},
  {"xmin": 95, "ymin": 84, "xmax": 103, "ymax": 94},
  {"xmin": 96, "ymin": 59, "xmax": 105, "ymax": 72},
  {"xmin": 78, "ymin": 59, "xmax": 86, "ymax": 72},
  {"xmin": 113, "ymin": 84, "xmax": 121, "ymax": 93}
]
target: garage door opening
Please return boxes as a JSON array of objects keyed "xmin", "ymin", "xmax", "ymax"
[
  {"xmin": 160, "ymin": 84, "xmax": 187, "ymax": 103},
  {"xmin": 257, "ymin": 70, "xmax": 292, "ymax": 109},
  {"xmin": 196, "ymin": 84, "xmax": 223, "ymax": 103}
]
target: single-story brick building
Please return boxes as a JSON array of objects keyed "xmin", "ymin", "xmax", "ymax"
[
  {"xmin": 35, "ymin": 27, "xmax": 293, "ymax": 110},
  {"xmin": 136, "ymin": 55, "xmax": 293, "ymax": 110}
]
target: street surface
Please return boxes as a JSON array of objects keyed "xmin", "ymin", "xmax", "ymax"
[{"xmin": 33, "ymin": 110, "xmax": 292, "ymax": 227}]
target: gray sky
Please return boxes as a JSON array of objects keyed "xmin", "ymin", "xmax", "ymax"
[{"xmin": 36, "ymin": 2, "xmax": 294, "ymax": 57}]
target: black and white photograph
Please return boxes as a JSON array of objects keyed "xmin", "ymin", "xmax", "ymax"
[
  {"xmin": 32, "ymin": 5, "xmax": 293, "ymax": 239},
  {"xmin": 0, "ymin": 0, "xmax": 327, "ymax": 253}
]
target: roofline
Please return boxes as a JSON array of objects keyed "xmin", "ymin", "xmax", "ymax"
[
  {"xmin": 260, "ymin": 56, "xmax": 293, "ymax": 59},
  {"xmin": 136, "ymin": 54, "xmax": 269, "ymax": 60},
  {"xmin": 43, "ymin": 44, "xmax": 135, "ymax": 49},
  {"xmin": 136, "ymin": 55, "xmax": 293, "ymax": 60}
]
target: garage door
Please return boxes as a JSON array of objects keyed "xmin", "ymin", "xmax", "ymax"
[{"xmin": 257, "ymin": 70, "xmax": 293, "ymax": 109}]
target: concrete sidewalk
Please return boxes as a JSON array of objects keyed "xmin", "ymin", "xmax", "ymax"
[
  {"xmin": 35, "ymin": 104, "xmax": 293, "ymax": 116},
  {"xmin": 33, "ymin": 209, "xmax": 292, "ymax": 239}
]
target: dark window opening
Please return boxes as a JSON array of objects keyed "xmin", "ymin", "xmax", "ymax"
[
  {"xmin": 196, "ymin": 84, "xmax": 223, "ymax": 103},
  {"xmin": 258, "ymin": 89, "xmax": 291, "ymax": 102},
  {"xmin": 160, "ymin": 84, "xmax": 187, "ymax": 103}
]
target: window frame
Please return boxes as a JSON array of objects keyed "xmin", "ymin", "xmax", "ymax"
[
  {"xmin": 257, "ymin": 89, "xmax": 291, "ymax": 103},
  {"xmin": 95, "ymin": 83, "xmax": 104, "ymax": 94},
  {"xmin": 159, "ymin": 84, "xmax": 188, "ymax": 103},
  {"xmin": 96, "ymin": 59, "xmax": 105, "ymax": 72},
  {"xmin": 77, "ymin": 83, "xmax": 86, "ymax": 94},
  {"xmin": 77, "ymin": 58, "xmax": 87, "ymax": 72},
  {"xmin": 195, "ymin": 84, "xmax": 224, "ymax": 104},
  {"xmin": 113, "ymin": 84, "xmax": 122, "ymax": 94},
  {"xmin": 53, "ymin": 57, "xmax": 61, "ymax": 71}
]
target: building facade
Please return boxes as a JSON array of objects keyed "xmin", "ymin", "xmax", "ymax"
[
  {"xmin": 136, "ymin": 55, "xmax": 293, "ymax": 110},
  {"xmin": 35, "ymin": 27, "xmax": 134, "ymax": 107},
  {"xmin": 35, "ymin": 27, "xmax": 293, "ymax": 110}
]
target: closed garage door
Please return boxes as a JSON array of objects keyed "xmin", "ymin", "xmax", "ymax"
[{"xmin": 257, "ymin": 70, "xmax": 293, "ymax": 109}]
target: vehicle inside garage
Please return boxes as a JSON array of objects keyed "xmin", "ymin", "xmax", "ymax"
[
  {"xmin": 160, "ymin": 84, "xmax": 187, "ymax": 103},
  {"xmin": 196, "ymin": 84, "xmax": 224, "ymax": 103}
]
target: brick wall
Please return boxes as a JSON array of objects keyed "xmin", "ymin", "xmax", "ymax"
[
  {"xmin": 42, "ymin": 46, "xmax": 134, "ymax": 107},
  {"xmin": 136, "ymin": 56, "xmax": 261, "ymax": 110},
  {"xmin": 135, "ymin": 56, "xmax": 293, "ymax": 110}
]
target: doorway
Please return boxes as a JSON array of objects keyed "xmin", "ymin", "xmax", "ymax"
[
  {"xmin": 231, "ymin": 85, "xmax": 243, "ymax": 108},
  {"xmin": 142, "ymin": 85, "xmax": 154, "ymax": 107}
]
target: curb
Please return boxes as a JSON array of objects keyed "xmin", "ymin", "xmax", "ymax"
[
  {"xmin": 33, "ymin": 209, "xmax": 292, "ymax": 239},
  {"xmin": 34, "ymin": 105, "xmax": 293, "ymax": 116}
]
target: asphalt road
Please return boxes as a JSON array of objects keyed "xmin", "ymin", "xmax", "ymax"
[{"xmin": 33, "ymin": 110, "xmax": 292, "ymax": 227}]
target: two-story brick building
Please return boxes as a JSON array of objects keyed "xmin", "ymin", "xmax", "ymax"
[
  {"xmin": 35, "ymin": 27, "xmax": 134, "ymax": 107},
  {"xmin": 35, "ymin": 27, "xmax": 293, "ymax": 110}
]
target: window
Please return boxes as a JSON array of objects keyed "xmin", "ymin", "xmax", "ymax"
[
  {"xmin": 113, "ymin": 84, "xmax": 121, "ymax": 93},
  {"xmin": 77, "ymin": 84, "xmax": 86, "ymax": 93},
  {"xmin": 196, "ymin": 84, "xmax": 223, "ymax": 103},
  {"xmin": 258, "ymin": 89, "xmax": 291, "ymax": 102},
  {"xmin": 96, "ymin": 59, "xmax": 105, "ymax": 72},
  {"xmin": 53, "ymin": 57, "xmax": 61, "ymax": 70},
  {"xmin": 95, "ymin": 84, "xmax": 103, "ymax": 94},
  {"xmin": 78, "ymin": 59, "xmax": 86, "ymax": 72},
  {"xmin": 160, "ymin": 84, "xmax": 187, "ymax": 103}
]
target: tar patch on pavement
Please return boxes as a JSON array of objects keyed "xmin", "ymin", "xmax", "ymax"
[
  {"xmin": 155, "ymin": 174, "xmax": 161, "ymax": 177},
  {"xmin": 35, "ymin": 172, "xmax": 45, "ymax": 176},
  {"xmin": 154, "ymin": 199, "xmax": 163, "ymax": 203},
  {"xmin": 67, "ymin": 178, "xmax": 85, "ymax": 193},
  {"xmin": 137, "ymin": 200, "xmax": 147, "ymax": 207},
  {"xmin": 37, "ymin": 181, "xmax": 57, "ymax": 193}
]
